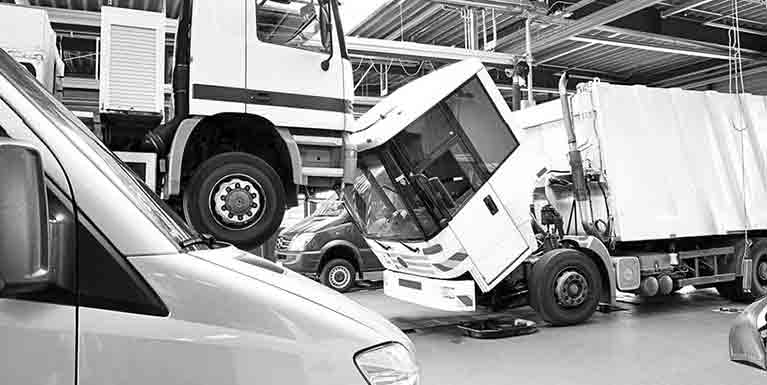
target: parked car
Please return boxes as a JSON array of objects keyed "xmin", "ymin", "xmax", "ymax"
[
  {"xmin": 0, "ymin": 47, "xmax": 418, "ymax": 385},
  {"xmin": 276, "ymin": 200, "xmax": 383, "ymax": 292}
]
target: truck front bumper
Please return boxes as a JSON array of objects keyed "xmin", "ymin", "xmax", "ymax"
[{"xmin": 383, "ymin": 270, "xmax": 476, "ymax": 312}]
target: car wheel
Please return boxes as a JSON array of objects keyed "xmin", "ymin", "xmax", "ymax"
[
  {"xmin": 183, "ymin": 152, "xmax": 285, "ymax": 249},
  {"xmin": 320, "ymin": 259, "xmax": 356, "ymax": 293},
  {"xmin": 528, "ymin": 249, "xmax": 602, "ymax": 326}
]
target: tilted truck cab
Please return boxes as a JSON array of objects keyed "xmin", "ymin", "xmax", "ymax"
[
  {"xmin": 345, "ymin": 58, "xmax": 767, "ymax": 326},
  {"xmin": 98, "ymin": 0, "xmax": 354, "ymax": 248},
  {"xmin": 0, "ymin": 47, "xmax": 418, "ymax": 385}
]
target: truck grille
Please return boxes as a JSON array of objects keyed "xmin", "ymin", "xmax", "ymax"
[{"xmin": 276, "ymin": 236, "xmax": 291, "ymax": 251}]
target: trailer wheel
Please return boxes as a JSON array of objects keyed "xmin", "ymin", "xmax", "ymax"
[
  {"xmin": 529, "ymin": 249, "xmax": 602, "ymax": 326},
  {"xmin": 183, "ymin": 152, "xmax": 285, "ymax": 249},
  {"xmin": 717, "ymin": 239, "xmax": 767, "ymax": 302},
  {"xmin": 320, "ymin": 259, "xmax": 356, "ymax": 292}
]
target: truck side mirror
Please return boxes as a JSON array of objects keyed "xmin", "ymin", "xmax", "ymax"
[
  {"xmin": 428, "ymin": 177, "xmax": 456, "ymax": 210},
  {"xmin": 0, "ymin": 139, "xmax": 54, "ymax": 294}
]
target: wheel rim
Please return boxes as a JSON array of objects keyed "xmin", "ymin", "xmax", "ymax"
[
  {"xmin": 756, "ymin": 254, "xmax": 767, "ymax": 286},
  {"xmin": 554, "ymin": 269, "xmax": 589, "ymax": 308},
  {"xmin": 329, "ymin": 266, "xmax": 351, "ymax": 289},
  {"xmin": 209, "ymin": 174, "xmax": 265, "ymax": 230}
]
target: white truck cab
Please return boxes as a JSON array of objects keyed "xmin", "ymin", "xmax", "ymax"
[
  {"xmin": 345, "ymin": 59, "xmax": 534, "ymax": 313},
  {"xmin": 95, "ymin": 0, "xmax": 355, "ymax": 249},
  {"xmin": 0, "ymin": 48, "xmax": 417, "ymax": 385}
]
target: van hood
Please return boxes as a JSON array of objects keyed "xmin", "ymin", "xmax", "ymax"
[
  {"xmin": 190, "ymin": 246, "xmax": 412, "ymax": 350},
  {"xmin": 281, "ymin": 215, "xmax": 347, "ymax": 237}
]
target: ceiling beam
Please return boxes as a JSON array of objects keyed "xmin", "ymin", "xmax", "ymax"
[
  {"xmin": 569, "ymin": 35, "xmax": 733, "ymax": 60},
  {"xmin": 679, "ymin": 65, "xmax": 767, "ymax": 89},
  {"xmin": 660, "ymin": 0, "xmax": 715, "ymax": 19},
  {"xmin": 506, "ymin": 0, "xmax": 666, "ymax": 55}
]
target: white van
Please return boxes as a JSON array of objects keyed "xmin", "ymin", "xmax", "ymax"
[{"xmin": 0, "ymin": 48, "xmax": 418, "ymax": 385}]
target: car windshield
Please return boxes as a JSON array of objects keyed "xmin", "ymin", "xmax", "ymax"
[
  {"xmin": 0, "ymin": 51, "xmax": 198, "ymax": 247},
  {"xmin": 343, "ymin": 152, "xmax": 429, "ymax": 241},
  {"xmin": 314, "ymin": 200, "xmax": 346, "ymax": 217}
]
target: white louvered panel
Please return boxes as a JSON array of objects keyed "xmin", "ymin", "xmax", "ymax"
[
  {"xmin": 99, "ymin": 7, "xmax": 164, "ymax": 115},
  {"xmin": 108, "ymin": 25, "xmax": 157, "ymax": 112}
]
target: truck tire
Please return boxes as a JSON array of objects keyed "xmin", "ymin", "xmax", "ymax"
[
  {"xmin": 320, "ymin": 259, "xmax": 356, "ymax": 293},
  {"xmin": 528, "ymin": 249, "xmax": 602, "ymax": 326},
  {"xmin": 716, "ymin": 239, "xmax": 767, "ymax": 302},
  {"xmin": 183, "ymin": 152, "xmax": 285, "ymax": 249}
]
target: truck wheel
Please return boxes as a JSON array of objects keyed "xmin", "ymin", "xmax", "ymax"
[
  {"xmin": 320, "ymin": 259, "xmax": 356, "ymax": 293},
  {"xmin": 717, "ymin": 239, "xmax": 767, "ymax": 302},
  {"xmin": 528, "ymin": 249, "xmax": 602, "ymax": 326},
  {"xmin": 183, "ymin": 152, "xmax": 285, "ymax": 249}
]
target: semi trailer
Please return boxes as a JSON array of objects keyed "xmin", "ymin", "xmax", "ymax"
[
  {"xmin": 92, "ymin": 0, "xmax": 354, "ymax": 248},
  {"xmin": 343, "ymin": 58, "xmax": 767, "ymax": 326}
]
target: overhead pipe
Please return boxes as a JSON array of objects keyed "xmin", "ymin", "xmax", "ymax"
[
  {"xmin": 525, "ymin": 17, "xmax": 534, "ymax": 106},
  {"xmin": 558, "ymin": 72, "xmax": 604, "ymax": 242},
  {"xmin": 140, "ymin": 0, "xmax": 192, "ymax": 154}
]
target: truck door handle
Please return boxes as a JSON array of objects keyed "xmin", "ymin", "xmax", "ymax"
[
  {"xmin": 249, "ymin": 92, "xmax": 271, "ymax": 104},
  {"xmin": 483, "ymin": 195, "xmax": 498, "ymax": 215}
]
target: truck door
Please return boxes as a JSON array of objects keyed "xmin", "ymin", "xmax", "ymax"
[
  {"xmin": 447, "ymin": 77, "xmax": 531, "ymax": 291},
  {"xmin": 246, "ymin": 0, "xmax": 346, "ymax": 131},
  {"xmin": 0, "ymin": 104, "xmax": 77, "ymax": 385}
]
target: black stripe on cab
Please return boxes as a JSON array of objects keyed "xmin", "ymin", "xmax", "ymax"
[{"xmin": 193, "ymin": 84, "xmax": 352, "ymax": 113}]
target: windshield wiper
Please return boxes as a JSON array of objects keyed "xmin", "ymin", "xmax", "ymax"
[
  {"xmin": 374, "ymin": 240, "xmax": 392, "ymax": 250},
  {"xmin": 399, "ymin": 241, "xmax": 420, "ymax": 253},
  {"xmin": 179, "ymin": 233, "xmax": 221, "ymax": 250}
]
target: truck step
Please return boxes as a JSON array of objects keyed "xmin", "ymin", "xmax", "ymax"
[
  {"xmin": 294, "ymin": 135, "xmax": 343, "ymax": 147},
  {"xmin": 302, "ymin": 167, "xmax": 344, "ymax": 178}
]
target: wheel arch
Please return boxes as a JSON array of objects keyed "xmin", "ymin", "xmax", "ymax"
[
  {"xmin": 561, "ymin": 236, "xmax": 617, "ymax": 306},
  {"xmin": 319, "ymin": 240, "xmax": 362, "ymax": 275},
  {"xmin": 165, "ymin": 114, "xmax": 301, "ymax": 204}
]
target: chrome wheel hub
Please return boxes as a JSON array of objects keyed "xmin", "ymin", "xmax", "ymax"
[
  {"xmin": 757, "ymin": 259, "xmax": 767, "ymax": 283},
  {"xmin": 555, "ymin": 270, "xmax": 589, "ymax": 308},
  {"xmin": 211, "ymin": 175, "xmax": 263, "ymax": 228},
  {"xmin": 329, "ymin": 266, "xmax": 351, "ymax": 288}
]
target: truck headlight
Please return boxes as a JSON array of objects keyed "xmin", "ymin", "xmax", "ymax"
[
  {"xmin": 288, "ymin": 233, "xmax": 315, "ymax": 251},
  {"xmin": 355, "ymin": 342, "xmax": 419, "ymax": 385}
]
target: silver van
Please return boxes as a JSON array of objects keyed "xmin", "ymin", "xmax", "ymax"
[{"xmin": 0, "ymin": 48, "xmax": 418, "ymax": 385}]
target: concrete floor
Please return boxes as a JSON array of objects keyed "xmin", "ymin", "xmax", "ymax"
[{"xmin": 348, "ymin": 287, "xmax": 767, "ymax": 385}]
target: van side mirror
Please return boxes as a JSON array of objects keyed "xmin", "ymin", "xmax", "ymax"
[{"xmin": 0, "ymin": 139, "xmax": 54, "ymax": 294}]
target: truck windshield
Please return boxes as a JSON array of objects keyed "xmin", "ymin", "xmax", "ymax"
[
  {"xmin": 343, "ymin": 152, "xmax": 438, "ymax": 241},
  {"xmin": 345, "ymin": 76, "xmax": 519, "ymax": 241},
  {"xmin": 0, "ymin": 51, "xmax": 199, "ymax": 248}
]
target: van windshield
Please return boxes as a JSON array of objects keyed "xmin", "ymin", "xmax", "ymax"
[
  {"xmin": 0, "ymin": 50, "xmax": 198, "ymax": 248},
  {"xmin": 313, "ymin": 200, "xmax": 346, "ymax": 217}
]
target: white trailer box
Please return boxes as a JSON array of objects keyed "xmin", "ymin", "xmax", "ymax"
[
  {"xmin": 521, "ymin": 82, "xmax": 767, "ymax": 242},
  {"xmin": 0, "ymin": 4, "xmax": 64, "ymax": 94},
  {"xmin": 99, "ymin": 6, "xmax": 165, "ymax": 115}
]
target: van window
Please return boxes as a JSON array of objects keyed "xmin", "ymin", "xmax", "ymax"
[
  {"xmin": 76, "ymin": 215, "xmax": 167, "ymax": 316},
  {"xmin": 256, "ymin": 0, "xmax": 330, "ymax": 52}
]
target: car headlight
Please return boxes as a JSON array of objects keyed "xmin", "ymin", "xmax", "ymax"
[
  {"xmin": 730, "ymin": 297, "xmax": 767, "ymax": 370},
  {"xmin": 355, "ymin": 342, "xmax": 419, "ymax": 385},
  {"xmin": 288, "ymin": 233, "xmax": 315, "ymax": 251}
]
